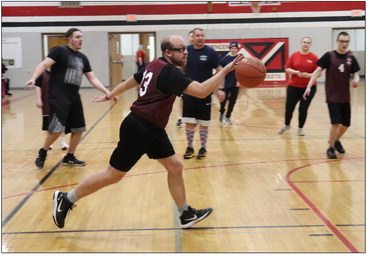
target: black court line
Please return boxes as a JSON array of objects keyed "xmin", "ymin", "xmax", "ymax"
[
  {"xmin": 309, "ymin": 234, "xmax": 333, "ymax": 236},
  {"xmin": 3, "ymin": 224, "xmax": 327, "ymax": 235},
  {"xmin": 1, "ymin": 104, "xmax": 116, "ymax": 228},
  {"xmin": 4, "ymin": 223, "xmax": 364, "ymax": 236}
]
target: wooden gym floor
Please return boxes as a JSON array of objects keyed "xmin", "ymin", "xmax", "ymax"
[{"xmin": 1, "ymin": 81, "xmax": 365, "ymax": 253}]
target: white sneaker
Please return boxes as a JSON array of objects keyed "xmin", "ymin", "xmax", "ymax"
[
  {"xmin": 60, "ymin": 137, "xmax": 69, "ymax": 150},
  {"xmin": 224, "ymin": 118, "xmax": 233, "ymax": 125},
  {"xmin": 297, "ymin": 128, "xmax": 305, "ymax": 136},
  {"xmin": 278, "ymin": 125, "xmax": 290, "ymax": 134}
]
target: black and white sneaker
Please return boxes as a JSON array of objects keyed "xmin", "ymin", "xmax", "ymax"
[
  {"xmin": 35, "ymin": 148, "xmax": 47, "ymax": 169},
  {"xmin": 326, "ymin": 146, "xmax": 337, "ymax": 159},
  {"xmin": 62, "ymin": 155, "xmax": 86, "ymax": 166},
  {"xmin": 53, "ymin": 191, "xmax": 75, "ymax": 228},
  {"xmin": 334, "ymin": 140, "xmax": 345, "ymax": 154},
  {"xmin": 180, "ymin": 206, "xmax": 213, "ymax": 229}
]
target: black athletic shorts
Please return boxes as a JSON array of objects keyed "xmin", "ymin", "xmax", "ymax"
[
  {"xmin": 49, "ymin": 97, "xmax": 86, "ymax": 134},
  {"xmin": 109, "ymin": 113, "xmax": 175, "ymax": 172},
  {"xmin": 327, "ymin": 102, "xmax": 351, "ymax": 126},
  {"xmin": 182, "ymin": 94, "xmax": 212, "ymax": 126}
]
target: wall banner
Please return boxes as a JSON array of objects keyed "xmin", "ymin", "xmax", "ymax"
[{"xmin": 206, "ymin": 38, "xmax": 289, "ymax": 86}]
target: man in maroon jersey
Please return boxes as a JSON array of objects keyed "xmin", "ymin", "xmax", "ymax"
[
  {"xmin": 52, "ymin": 35, "xmax": 243, "ymax": 229},
  {"xmin": 304, "ymin": 31, "xmax": 360, "ymax": 159}
]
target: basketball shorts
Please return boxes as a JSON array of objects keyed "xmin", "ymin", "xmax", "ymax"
[
  {"xmin": 109, "ymin": 113, "xmax": 175, "ymax": 172},
  {"xmin": 327, "ymin": 102, "xmax": 351, "ymax": 126},
  {"xmin": 182, "ymin": 94, "xmax": 212, "ymax": 126},
  {"xmin": 48, "ymin": 97, "xmax": 86, "ymax": 134}
]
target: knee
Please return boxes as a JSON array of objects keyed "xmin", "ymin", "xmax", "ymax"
[
  {"xmin": 104, "ymin": 165, "xmax": 125, "ymax": 184},
  {"xmin": 167, "ymin": 159, "xmax": 184, "ymax": 176}
]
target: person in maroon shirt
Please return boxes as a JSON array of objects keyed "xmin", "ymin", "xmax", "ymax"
[
  {"xmin": 304, "ymin": 31, "xmax": 360, "ymax": 159},
  {"xmin": 278, "ymin": 37, "xmax": 318, "ymax": 136},
  {"xmin": 52, "ymin": 35, "xmax": 243, "ymax": 229}
]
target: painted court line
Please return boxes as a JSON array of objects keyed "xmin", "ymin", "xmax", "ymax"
[{"xmin": 285, "ymin": 161, "xmax": 360, "ymax": 253}]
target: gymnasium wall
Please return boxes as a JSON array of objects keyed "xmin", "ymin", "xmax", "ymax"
[{"xmin": 2, "ymin": 1, "xmax": 365, "ymax": 88}]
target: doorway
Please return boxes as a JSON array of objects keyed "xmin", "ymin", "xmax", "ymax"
[
  {"xmin": 42, "ymin": 33, "xmax": 68, "ymax": 58},
  {"xmin": 108, "ymin": 32, "xmax": 155, "ymax": 87}
]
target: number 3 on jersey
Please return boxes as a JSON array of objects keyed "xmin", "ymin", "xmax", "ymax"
[{"xmin": 140, "ymin": 70, "xmax": 153, "ymax": 97}]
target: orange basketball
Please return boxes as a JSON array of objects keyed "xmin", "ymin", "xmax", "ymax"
[{"xmin": 235, "ymin": 56, "xmax": 266, "ymax": 88}]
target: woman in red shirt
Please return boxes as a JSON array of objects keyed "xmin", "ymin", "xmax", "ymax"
[{"xmin": 278, "ymin": 37, "xmax": 318, "ymax": 136}]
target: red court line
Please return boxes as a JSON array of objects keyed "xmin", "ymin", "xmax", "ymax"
[
  {"xmin": 2, "ymin": 91, "xmax": 34, "ymax": 107},
  {"xmin": 3, "ymin": 156, "xmax": 363, "ymax": 200},
  {"xmin": 292, "ymin": 179, "xmax": 364, "ymax": 183},
  {"xmin": 285, "ymin": 161, "xmax": 360, "ymax": 253}
]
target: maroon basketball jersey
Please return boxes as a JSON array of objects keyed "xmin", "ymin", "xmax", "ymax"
[
  {"xmin": 35, "ymin": 70, "xmax": 51, "ymax": 116},
  {"xmin": 325, "ymin": 51, "xmax": 353, "ymax": 103},
  {"xmin": 130, "ymin": 58, "xmax": 176, "ymax": 129}
]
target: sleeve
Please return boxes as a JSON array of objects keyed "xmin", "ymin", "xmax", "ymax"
[
  {"xmin": 133, "ymin": 68, "xmax": 145, "ymax": 84},
  {"xmin": 82, "ymin": 55, "xmax": 92, "ymax": 73},
  {"xmin": 316, "ymin": 52, "xmax": 330, "ymax": 69},
  {"xmin": 157, "ymin": 66, "xmax": 193, "ymax": 96},
  {"xmin": 47, "ymin": 46, "xmax": 62, "ymax": 62},
  {"xmin": 284, "ymin": 53, "xmax": 295, "ymax": 69},
  {"xmin": 351, "ymin": 55, "xmax": 360, "ymax": 73}
]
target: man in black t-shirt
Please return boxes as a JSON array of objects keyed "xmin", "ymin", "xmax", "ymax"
[
  {"xmin": 304, "ymin": 31, "xmax": 360, "ymax": 159},
  {"xmin": 26, "ymin": 28, "xmax": 113, "ymax": 169},
  {"xmin": 52, "ymin": 35, "xmax": 243, "ymax": 230}
]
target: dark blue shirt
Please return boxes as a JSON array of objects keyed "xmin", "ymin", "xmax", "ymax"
[
  {"xmin": 184, "ymin": 45, "xmax": 220, "ymax": 82},
  {"xmin": 220, "ymin": 54, "xmax": 238, "ymax": 88}
]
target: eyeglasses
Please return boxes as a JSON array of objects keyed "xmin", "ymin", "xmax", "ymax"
[
  {"xmin": 338, "ymin": 40, "xmax": 350, "ymax": 44},
  {"xmin": 169, "ymin": 46, "xmax": 187, "ymax": 52}
]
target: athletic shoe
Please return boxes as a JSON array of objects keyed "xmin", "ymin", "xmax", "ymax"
[
  {"xmin": 183, "ymin": 147, "xmax": 195, "ymax": 159},
  {"xmin": 224, "ymin": 118, "xmax": 233, "ymax": 125},
  {"xmin": 334, "ymin": 140, "xmax": 345, "ymax": 154},
  {"xmin": 180, "ymin": 206, "xmax": 213, "ymax": 229},
  {"xmin": 176, "ymin": 118, "xmax": 182, "ymax": 127},
  {"xmin": 297, "ymin": 128, "xmax": 305, "ymax": 136},
  {"xmin": 35, "ymin": 148, "xmax": 47, "ymax": 169},
  {"xmin": 53, "ymin": 191, "xmax": 75, "ymax": 228},
  {"xmin": 219, "ymin": 113, "xmax": 223, "ymax": 122},
  {"xmin": 326, "ymin": 147, "xmax": 337, "ymax": 159},
  {"xmin": 62, "ymin": 155, "xmax": 86, "ymax": 166},
  {"xmin": 60, "ymin": 137, "xmax": 69, "ymax": 150},
  {"xmin": 196, "ymin": 147, "xmax": 207, "ymax": 159},
  {"xmin": 278, "ymin": 125, "xmax": 290, "ymax": 134}
]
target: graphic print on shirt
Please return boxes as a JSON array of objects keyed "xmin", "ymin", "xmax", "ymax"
[
  {"xmin": 139, "ymin": 70, "xmax": 153, "ymax": 97},
  {"xmin": 64, "ymin": 56, "xmax": 84, "ymax": 86}
]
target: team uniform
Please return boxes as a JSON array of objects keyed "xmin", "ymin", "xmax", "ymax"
[
  {"xmin": 317, "ymin": 50, "xmax": 360, "ymax": 126},
  {"xmin": 219, "ymin": 54, "xmax": 239, "ymax": 122},
  {"xmin": 35, "ymin": 70, "xmax": 51, "ymax": 131},
  {"xmin": 283, "ymin": 51, "xmax": 319, "ymax": 129},
  {"xmin": 182, "ymin": 44, "xmax": 221, "ymax": 126},
  {"xmin": 110, "ymin": 57, "xmax": 192, "ymax": 172},
  {"xmin": 47, "ymin": 45, "xmax": 91, "ymax": 134}
]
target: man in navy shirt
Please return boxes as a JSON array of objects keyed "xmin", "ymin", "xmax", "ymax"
[
  {"xmin": 52, "ymin": 35, "xmax": 243, "ymax": 229},
  {"xmin": 182, "ymin": 28, "xmax": 223, "ymax": 159}
]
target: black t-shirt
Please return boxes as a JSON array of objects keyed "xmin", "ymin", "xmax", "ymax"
[{"xmin": 48, "ymin": 46, "xmax": 92, "ymax": 98}]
